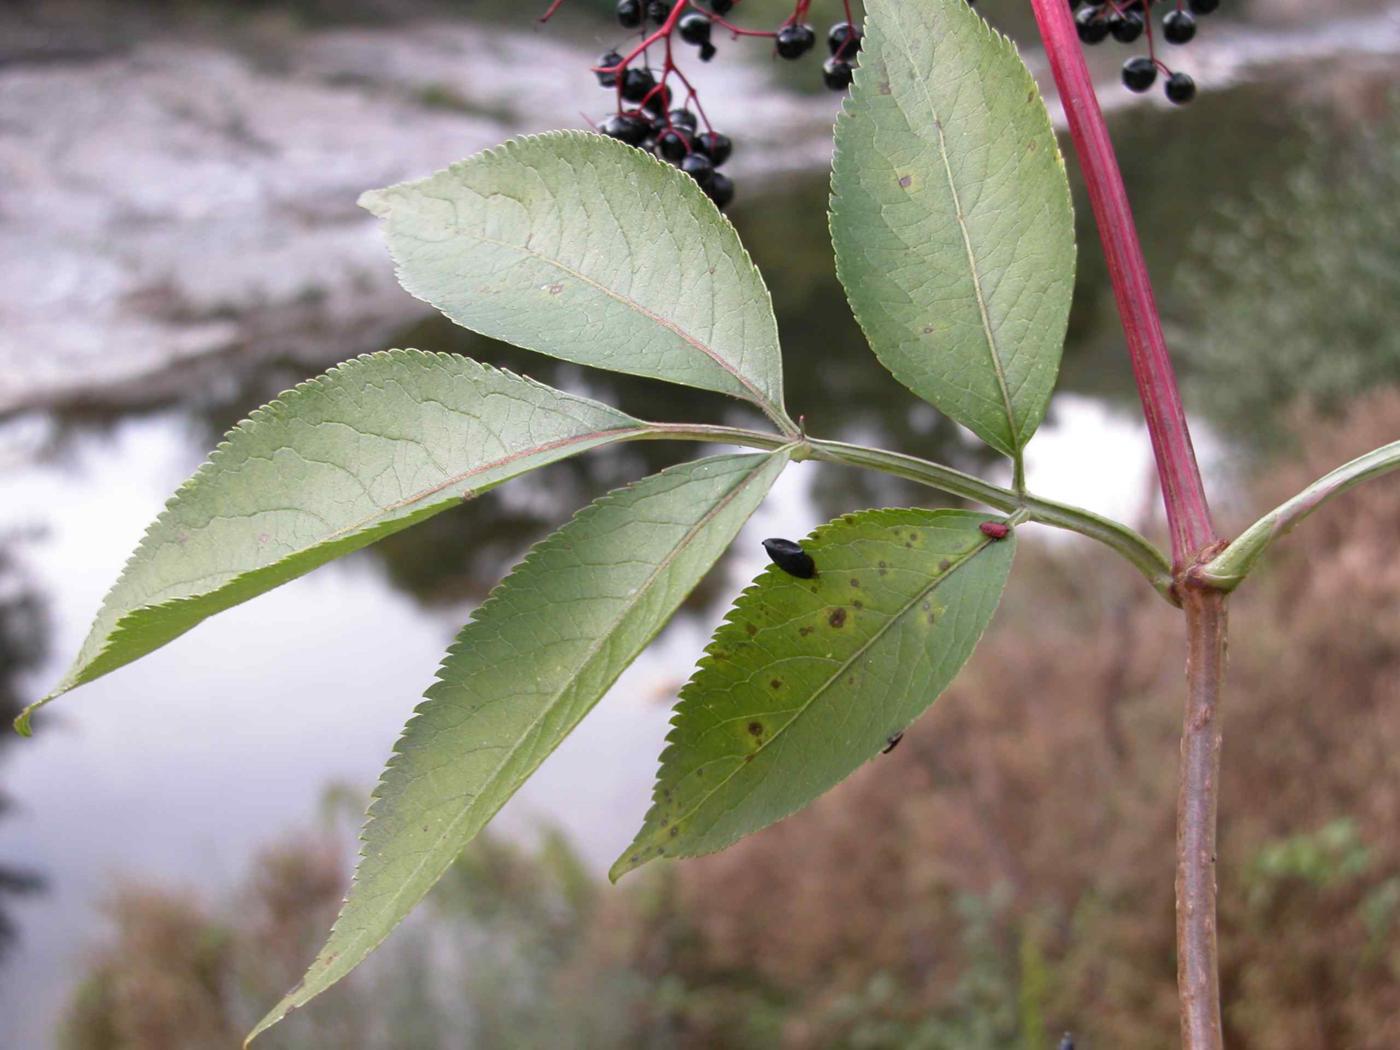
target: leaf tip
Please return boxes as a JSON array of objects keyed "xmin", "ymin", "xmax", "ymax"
[
  {"xmin": 357, "ymin": 187, "xmax": 391, "ymax": 218},
  {"xmin": 607, "ymin": 843, "xmax": 653, "ymax": 884},
  {"xmin": 12, "ymin": 692, "xmax": 55, "ymax": 737},
  {"xmin": 245, "ymin": 993, "xmax": 296, "ymax": 1047}
]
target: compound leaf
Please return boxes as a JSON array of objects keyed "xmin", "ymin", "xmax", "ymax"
[
  {"xmin": 21, "ymin": 350, "xmax": 647, "ymax": 730},
  {"xmin": 361, "ymin": 132, "xmax": 791, "ymax": 428},
  {"xmin": 613, "ymin": 508, "xmax": 1014, "ymax": 880},
  {"xmin": 831, "ymin": 0, "xmax": 1075, "ymax": 456},
  {"xmin": 248, "ymin": 450, "xmax": 789, "ymax": 1042}
]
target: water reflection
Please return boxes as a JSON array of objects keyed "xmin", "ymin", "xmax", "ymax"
[{"xmin": 0, "ymin": 539, "xmax": 49, "ymax": 961}]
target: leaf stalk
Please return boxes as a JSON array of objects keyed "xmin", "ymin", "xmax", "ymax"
[
  {"xmin": 1199, "ymin": 439, "xmax": 1400, "ymax": 590},
  {"xmin": 641, "ymin": 423, "xmax": 1176, "ymax": 600}
]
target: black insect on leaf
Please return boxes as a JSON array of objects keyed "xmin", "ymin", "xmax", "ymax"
[
  {"xmin": 761, "ymin": 537, "xmax": 816, "ymax": 578},
  {"xmin": 881, "ymin": 731, "xmax": 904, "ymax": 754}
]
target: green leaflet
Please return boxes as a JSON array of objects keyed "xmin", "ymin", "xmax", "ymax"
[
  {"xmin": 612, "ymin": 508, "xmax": 1014, "ymax": 880},
  {"xmin": 19, "ymin": 350, "xmax": 645, "ymax": 731},
  {"xmin": 830, "ymin": 0, "xmax": 1075, "ymax": 457},
  {"xmin": 361, "ymin": 132, "xmax": 792, "ymax": 430},
  {"xmin": 248, "ymin": 451, "xmax": 789, "ymax": 1043}
]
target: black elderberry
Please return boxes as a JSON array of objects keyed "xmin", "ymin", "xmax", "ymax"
[
  {"xmin": 761, "ymin": 538, "xmax": 815, "ymax": 578},
  {"xmin": 621, "ymin": 66, "xmax": 655, "ymax": 102},
  {"xmin": 1121, "ymin": 56, "xmax": 1157, "ymax": 92},
  {"xmin": 599, "ymin": 113, "xmax": 648, "ymax": 146},
  {"xmin": 827, "ymin": 21, "xmax": 862, "ymax": 57},
  {"xmin": 668, "ymin": 108, "xmax": 698, "ymax": 132},
  {"xmin": 680, "ymin": 152, "xmax": 714, "ymax": 189},
  {"xmin": 1163, "ymin": 9, "xmax": 1197, "ymax": 44},
  {"xmin": 1074, "ymin": 6, "xmax": 1110, "ymax": 45},
  {"xmin": 1165, "ymin": 70, "xmax": 1196, "ymax": 104},
  {"xmin": 616, "ymin": 0, "xmax": 642, "ymax": 29},
  {"xmin": 640, "ymin": 82, "xmax": 672, "ymax": 115},
  {"xmin": 775, "ymin": 23, "xmax": 816, "ymax": 60},
  {"xmin": 595, "ymin": 50, "xmax": 624, "ymax": 87},
  {"xmin": 656, "ymin": 127, "xmax": 692, "ymax": 162},
  {"xmin": 1108, "ymin": 11, "xmax": 1144, "ymax": 43},
  {"xmin": 646, "ymin": 0, "xmax": 671, "ymax": 25},
  {"xmin": 709, "ymin": 0, "xmax": 734, "ymax": 12},
  {"xmin": 706, "ymin": 172, "xmax": 734, "ymax": 210},
  {"xmin": 695, "ymin": 130, "xmax": 732, "ymax": 166},
  {"xmin": 699, "ymin": 42, "xmax": 717, "ymax": 61},
  {"xmin": 823, "ymin": 57, "xmax": 854, "ymax": 91},
  {"xmin": 678, "ymin": 11, "xmax": 712, "ymax": 46},
  {"xmin": 1188, "ymin": 0, "xmax": 1219, "ymax": 13}
]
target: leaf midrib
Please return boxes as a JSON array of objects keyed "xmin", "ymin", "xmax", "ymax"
[
  {"xmin": 350, "ymin": 455, "xmax": 778, "ymax": 947},
  {"xmin": 470, "ymin": 231, "xmax": 782, "ymax": 420},
  {"xmin": 889, "ymin": 25, "xmax": 1020, "ymax": 450},
  {"xmin": 108, "ymin": 424, "xmax": 643, "ymax": 623},
  {"xmin": 659, "ymin": 530, "xmax": 992, "ymax": 842}
]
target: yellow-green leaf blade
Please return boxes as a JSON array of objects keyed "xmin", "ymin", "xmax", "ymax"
[
  {"xmin": 830, "ymin": 0, "xmax": 1075, "ymax": 456},
  {"xmin": 612, "ymin": 508, "xmax": 1014, "ymax": 879},
  {"xmin": 248, "ymin": 451, "xmax": 788, "ymax": 1043},
  {"xmin": 361, "ymin": 132, "xmax": 790, "ymax": 427},
  {"xmin": 22, "ymin": 350, "xmax": 646, "ymax": 729}
]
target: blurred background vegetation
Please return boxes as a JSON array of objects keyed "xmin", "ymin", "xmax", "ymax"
[{"xmin": 1, "ymin": 0, "xmax": 1397, "ymax": 1047}]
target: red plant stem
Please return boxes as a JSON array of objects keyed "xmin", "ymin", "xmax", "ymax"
[
  {"xmin": 1178, "ymin": 586, "xmax": 1227, "ymax": 1050},
  {"xmin": 1029, "ymin": 0, "xmax": 1215, "ymax": 569}
]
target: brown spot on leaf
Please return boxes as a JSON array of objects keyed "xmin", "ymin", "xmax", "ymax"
[
  {"xmin": 745, "ymin": 623, "xmax": 758, "ymax": 637},
  {"xmin": 546, "ymin": 282, "xmax": 564, "ymax": 295},
  {"xmin": 799, "ymin": 625, "xmax": 813, "ymax": 637},
  {"xmin": 770, "ymin": 678, "xmax": 783, "ymax": 690},
  {"xmin": 853, "ymin": 600, "xmax": 863, "ymax": 609},
  {"xmin": 850, "ymin": 578, "xmax": 861, "ymax": 588},
  {"xmin": 898, "ymin": 175, "xmax": 912, "ymax": 188},
  {"xmin": 748, "ymin": 721, "xmax": 764, "ymax": 736},
  {"xmin": 879, "ymin": 81, "xmax": 892, "ymax": 95},
  {"xmin": 939, "ymin": 558, "xmax": 951, "ymax": 572},
  {"xmin": 829, "ymin": 607, "xmax": 848, "ymax": 628}
]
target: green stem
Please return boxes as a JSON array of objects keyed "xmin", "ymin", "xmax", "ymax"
[
  {"xmin": 1199, "ymin": 439, "xmax": 1400, "ymax": 590},
  {"xmin": 641, "ymin": 424, "xmax": 1176, "ymax": 601}
]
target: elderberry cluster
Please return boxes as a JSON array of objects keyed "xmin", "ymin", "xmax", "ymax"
[
  {"xmin": 562, "ymin": 0, "xmax": 866, "ymax": 211},
  {"xmin": 1073, "ymin": 0, "xmax": 1219, "ymax": 104},
  {"xmin": 594, "ymin": 47, "xmax": 736, "ymax": 210}
]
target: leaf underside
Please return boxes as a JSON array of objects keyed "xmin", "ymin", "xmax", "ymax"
[
  {"xmin": 613, "ymin": 507, "xmax": 1015, "ymax": 881},
  {"xmin": 20, "ymin": 350, "xmax": 645, "ymax": 730},
  {"xmin": 248, "ymin": 451, "xmax": 789, "ymax": 1043},
  {"xmin": 361, "ymin": 131, "xmax": 789, "ymax": 425},
  {"xmin": 830, "ymin": 0, "xmax": 1075, "ymax": 457}
]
